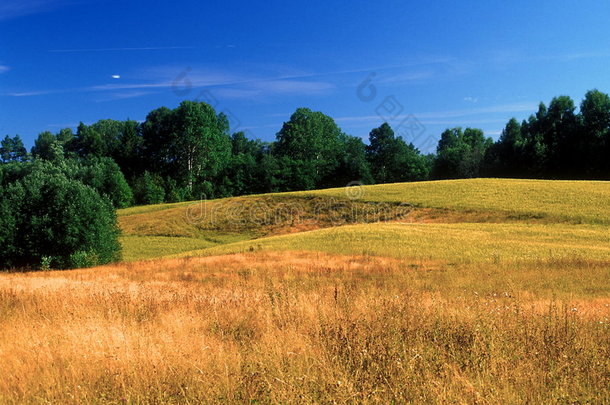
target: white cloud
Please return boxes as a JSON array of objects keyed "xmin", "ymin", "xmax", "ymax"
[
  {"xmin": 96, "ymin": 91, "xmax": 154, "ymax": 101},
  {"xmin": 253, "ymin": 79, "xmax": 334, "ymax": 95},
  {"xmin": 7, "ymin": 90, "xmax": 59, "ymax": 97},
  {"xmin": 6, "ymin": 65, "xmax": 336, "ymax": 100},
  {"xmin": 48, "ymin": 46, "xmax": 195, "ymax": 53},
  {"xmin": 334, "ymin": 102, "xmax": 538, "ymax": 125},
  {"xmin": 213, "ymin": 80, "xmax": 334, "ymax": 100},
  {"xmin": 3, "ymin": 58, "xmax": 457, "ymax": 100},
  {"xmin": 485, "ymin": 130, "xmax": 502, "ymax": 136},
  {"xmin": 0, "ymin": 0, "xmax": 77, "ymax": 21},
  {"xmin": 416, "ymin": 102, "xmax": 538, "ymax": 119},
  {"xmin": 463, "ymin": 96, "xmax": 478, "ymax": 103},
  {"xmin": 89, "ymin": 66, "xmax": 336, "ymax": 99},
  {"xmin": 0, "ymin": 65, "xmax": 9, "ymax": 74},
  {"xmin": 213, "ymin": 88, "xmax": 262, "ymax": 99}
]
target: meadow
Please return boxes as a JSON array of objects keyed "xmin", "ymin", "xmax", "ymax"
[
  {"xmin": 1, "ymin": 178, "xmax": 610, "ymax": 403},
  {"xmin": 301, "ymin": 178, "xmax": 610, "ymax": 225}
]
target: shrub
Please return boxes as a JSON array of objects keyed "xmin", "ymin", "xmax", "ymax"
[
  {"xmin": 0, "ymin": 168, "xmax": 121, "ymax": 270},
  {"xmin": 67, "ymin": 157, "xmax": 133, "ymax": 208}
]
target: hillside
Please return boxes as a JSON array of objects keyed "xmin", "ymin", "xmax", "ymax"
[
  {"xmin": 118, "ymin": 178, "xmax": 610, "ymax": 261},
  {"xmin": 177, "ymin": 222, "xmax": 610, "ymax": 264},
  {"xmin": 299, "ymin": 178, "xmax": 610, "ymax": 224}
]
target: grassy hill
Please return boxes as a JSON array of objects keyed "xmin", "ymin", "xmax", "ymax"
[
  {"xmin": 118, "ymin": 178, "xmax": 610, "ymax": 261},
  {"xmin": 298, "ymin": 178, "xmax": 610, "ymax": 224},
  {"xmin": 177, "ymin": 222, "xmax": 610, "ymax": 264}
]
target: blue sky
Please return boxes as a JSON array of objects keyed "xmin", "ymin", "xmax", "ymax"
[{"xmin": 2, "ymin": 0, "xmax": 610, "ymax": 152}]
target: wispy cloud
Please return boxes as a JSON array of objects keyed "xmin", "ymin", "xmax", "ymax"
[
  {"xmin": 90, "ymin": 66, "xmax": 336, "ymax": 99},
  {"xmin": 85, "ymin": 61, "xmax": 451, "ymax": 97},
  {"xmin": 334, "ymin": 102, "xmax": 538, "ymax": 125},
  {"xmin": 2, "ymin": 57, "xmax": 461, "ymax": 101},
  {"xmin": 213, "ymin": 88, "xmax": 261, "ymax": 99},
  {"xmin": 559, "ymin": 50, "xmax": 610, "ymax": 61},
  {"xmin": 416, "ymin": 102, "xmax": 538, "ymax": 119},
  {"xmin": 0, "ymin": 0, "xmax": 78, "ymax": 21},
  {"xmin": 485, "ymin": 130, "xmax": 502, "ymax": 136},
  {"xmin": 5, "ymin": 65, "xmax": 337, "ymax": 100},
  {"xmin": 340, "ymin": 118, "xmax": 508, "ymax": 130},
  {"xmin": 7, "ymin": 89, "xmax": 61, "ymax": 97},
  {"xmin": 0, "ymin": 65, "xmax": 9, "ymax": 74},
  {"xmin": 489, "ymin": 48, "xmax": 610, "ymax": 68},
  {"xmin": 214, "ymin": 80, "xmax": 335, "ymax": 99},
  {"xmin": 46, "ymin": 122, "xmax": 82, "ymax": 128},
  {"xmin": 48, "ymin": 46, "xmax": 196, "ymax": 53},
  {"xmin": 377, "ymin": 70, "xmax": 436, "ymax": 84},
  {"xmin": 96, "ymin": 91, "xmax": 156, "ymax": 102}
]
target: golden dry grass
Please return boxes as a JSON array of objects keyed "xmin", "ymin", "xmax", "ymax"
[
  {"xmin": 3, "ymin": 179, "xmax": 610, "ymax": 403},
  {"xmin": 1, "ymin": 252, "xmax": 609, "ymax": 403}
]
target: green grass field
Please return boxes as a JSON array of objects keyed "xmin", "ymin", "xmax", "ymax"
[
  {"xmin": 118, "ymin": 178, "xmax": 610, "ymax": 262},
  {"xmin": 300, "ymin": 178, "xmax": 610, "ymax": 224},
  {"xmin": 119, "ymin": 178, "xmax": 610, "ymax": 223},
  {"xmin": 120, "ymin": 235, "xmax": 218, "ymax": 262},
  {"xmin": 177, "ymin": 222, "xmax": 610, "ymax": 263}
]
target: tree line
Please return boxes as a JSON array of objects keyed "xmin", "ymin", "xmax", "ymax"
[
  {"xmin": 2, "ymin": 89, "xmax": 610, "ymax": 269},
  {"xmin": 437, "ymin": 90, "xmax": 610, "ymax": 180},
  {"xmin": 2, "ymin": 103, "xmax": 434, "ymax": 208},
  {"xmin": 2, "ymin": 89, "xmax": 609, "ymax": 206}
]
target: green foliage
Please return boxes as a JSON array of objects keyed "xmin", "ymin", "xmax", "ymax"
[
  {"xmin": 274, "ymin": 157, "xmax": 318, "ymax": 191},
  {"xmin": 31, "ymin": 131, "xmax": 58, "ymax": 160},
  {"xmin": 132, "ymin": 171, "xmax": 165, "ymax": 205},
  {"xmin": 0, "ymin": 164, "xmax": 121, "ymax": 270},
  {"xmin": 140, "ymin": 101, "xmax": 231, "ymax": 197},
  {"xmin": 163, "ymin": 177, "xmax": 189, "ymax": 203},
  {"xmin": 483, "ymin": 118, "xmax": 524, "ymax": 177},
  {"xmin": 366, "ymin": 123, "xmax": 430, "ymax": 183},
  {"xmin": 335, "ymin": 134, "xmax": 374, "ymax": 185},
  {"xmin": 3, "ymin": 155, "xmax": 132, "ymax": 209},
  {"xmin": 39, "ymin": 256, "xmax": 52, "ymax": 271},
  {"xmin": 484, "ymin": 90, "xmax": 610, "ymax": 179},
  {"xmin": 67, "ymin": 157, "xmax": 133, "ymax": 208},
  {"xmin": 218, "ymin": 133, "xmax": 271, "ymax": 196},
  {"xmin": 434, "ymin": 127, "xmax": 492, "ymax": 179},
  {"xmin": 274, "ymin": 108, "xmax": 344, "ymax": 187},
  {"xmin": 0, "ymin": 185, "xmax": 18, "ymax": 262},
  {"xmin": 8, "ymin": 88, "xmax": 610, "ymax": 216},
  {"xmin": 31, "ymin": 129, "xmax": 73, "ymax": 162},
  {"xmin": 70, "ymin": 120, "xmax": 121, "ymax": 158},
  {"xmin": 580, "ymin": 89, "xmax": 610, "ymax": 176},
  {"xmin": 0, "ymin": 135, "xmax": 27, "ymax": 163},
  {"xmin": 66, "ymin": 120, "xmax": 142, "ymax": 177}
]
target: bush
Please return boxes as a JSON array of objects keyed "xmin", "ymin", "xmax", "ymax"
[
  {"xmin": 0, "ymin": 185, "xmax": 18, "ymax": 263},
  {"xmin": 0, "ymin": 168, "xmax": 121, "ymax": 270},
  {"xmin": 67, "ymin": 157, "xmax": 133, "ymax": 208}
]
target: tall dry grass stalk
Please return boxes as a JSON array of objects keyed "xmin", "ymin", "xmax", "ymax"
[{"xmin": 1, "ymin": 252, "xmax": 609, "ymax": 403}]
